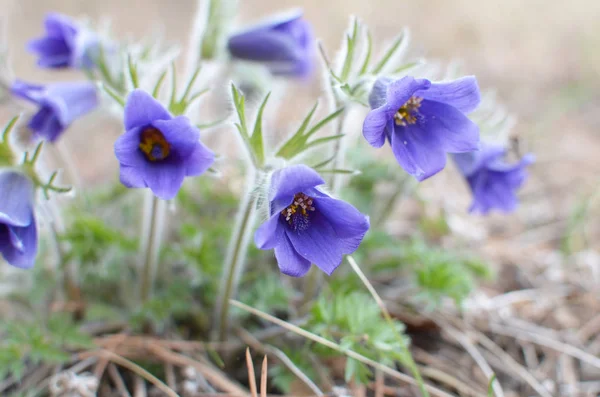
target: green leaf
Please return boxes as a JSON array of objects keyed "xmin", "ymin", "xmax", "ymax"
[
  {"xmin": 358, "ymin": 29, "xmax": 373, "ymax": 76},
  {"xmin": 371, "ymin": 28, "xmax": 408, "ymax": 74},
  {"xmin": 99, "ymin": 82, "xmax": 125, "ymax": 107},
  {"xmin": 152, "ymin": 69, "xmax": 168, "ymax": 98},
  {"xmin": 340, "ymin": 17, "xmax": 359, "ymax": 81},
  {"xmin": 316, "ymin": 168, "xmax": 357, "ymax": 175},
  {"xmin": 392, "ymin": 60, "xmax": 422, "ymax": 75},
  {"xmin": 275, "ymin": 101, "xmax": 319, "ymax": 158},
  {"xmin": 1, "ymin": 115, "xmax": 19, "ymax": 142},
  {"xmin": 249, "ymin": 92, "xmax": 271, "ymax": 167},
  {"xmin": 305, "ymin": 107, "xmax": 345, "ymax": 138},
  {"xmin": 304, "ymin": 134, "xmax": 345, "ymax": 150},
  {"xmin": 127, "ymin": 54, "xmax": 139, "ymax": 88}
]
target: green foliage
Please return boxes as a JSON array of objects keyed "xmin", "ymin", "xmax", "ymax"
[
  {"xmin": 307, "ymin": 291, "xmax": 411, "ymax": 384},
  {"xmin": 239, "ymin": 272, "xmax": 291, "ymax": 315},
  {"xmin": 230, "ymin": 83, "xmax": 268, "ymax": 167},
  {"xmin": 275, "ymin": 102, "xmax": 345, "ymax": 160},
  {"xmin": 0, "ymin": 314, "xmax": 93, "ymax": 380}
]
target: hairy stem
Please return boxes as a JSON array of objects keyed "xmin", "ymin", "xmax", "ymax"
[
  {"xmin": 139, "ymin": 193, "xmax": 165, "ymax": 304},
  {"xmin": 214, "ymin": 171, "xmax": 260, "ymax": 341}
]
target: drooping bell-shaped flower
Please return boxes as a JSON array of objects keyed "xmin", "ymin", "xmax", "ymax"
[
  {"xmin": 11, "ymin": 80, "xmax": 98, "ymax": 142},
  {"xmin": 453, "ymin": 144, "xmax": 534, "ymax": 214},
  {"xmin": 227, "ymin": 9, "xmax": 314, "ymax": 77},
  {"xmin": 27, "ymin": 13, "xmax": 99, "ymax": 69},
  {"xmin": 0, "ymin": 171, "xmax": 37, "ymax": 269},
  {"xmin": 114, "ymin": 90, "xmax": 215, "ymax": 200},
  {"xmin": 255, "ymin": 165, "xmax": 369, "ymax": 277},
  {"xmin": 363, "ymin": 76, "xmax": 481, "ymax": 181}
]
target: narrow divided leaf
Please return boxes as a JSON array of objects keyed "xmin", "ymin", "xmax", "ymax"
[
  {"xmin": 358, "ymin": 29, "xmax": 373, "ymax": 76},
  {"xmin": 127, "ymin": 55, "xmax": 139, "ymax": 88},
  {"xmin": 99, "ymin": 82, "xmax": 125, "ymax": 107},
  {"xmin": 340, "ymin": 17, "xmax": 359, "ymax": 81},
  {"xmin": 1, "ymin": 115, "xmax": 19, "ymax": 142},
  {"xmin": 152, "ymin": 70, "xmax": 168, "ymax": 98},
  {"xmin": 250, "ymin": 92, "xmax": 271, "ymax": 167},
  {"xmin": 371, "ymin": 28, "xmax": 408, "ymax": 75}
]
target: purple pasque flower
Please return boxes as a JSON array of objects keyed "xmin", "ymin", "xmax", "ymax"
[
  {"xmin": 363, "ymin": 76, "xmax": 481, "ymax": 181},
  {"xmin": 11, "ymin": 80, "xmax": 98, "ymax": 142},
  {"xmin": 0, "ymin": 171, "xmax": 37, "ymax": 269},
  {"xmin": 114, "ymin": 89, "xmax": 215, "ymax": 200},
  {"xmin": 28, "ymin": 13, "xmax": 99, "ymax": 69},
  {"xmin": 227, "ymin": 9, "xmax": 314, "ymax": 77},
  {"xmin": 453, "ymin": 144, "xmax": 534, "ymax": 214},
  {"xmin": 255, "ymin": 165, "xmax": 369, "ymax": 277}
]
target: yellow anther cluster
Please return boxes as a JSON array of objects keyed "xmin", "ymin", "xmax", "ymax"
[
  {"xmin": 394, "ymin": 96, "xmax": 423, "ymax": 126},
  {"xmin": 281, "ymin": 192, "xmax": 315, "ymax": 223},
  {"xmin": 139, "ymin": 127, "xmax": 171, "ymax": 161}
]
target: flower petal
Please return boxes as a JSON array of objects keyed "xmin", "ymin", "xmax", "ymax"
[
  {"xmin": 286, "ymin": 214, "xmax": 343, "ymax": 275},
  {"xmin": 114, "ymin": 127, "xmax": 147, "ymax": 168},
  {"xmin": 269, "ymin": 164, "xmax": 325, "ymax": 203},
  {"xmin": 27, "ymin": 37, "xmax": 71, "ymax": 68},
  {"xmin": 390, "ymin": 124, "xmax": 447, "ymax": 181},
  {"xmin": 142, "ymin": 160, "xmax": 186, "ymax": 200},
  {"xmin": 419, "ymin": 100, "xmax": 480, "ymax": 153},
  {"xmin": 152, "ymin": 116, "xmax": 200, "ymax": 159},
  {"xmin": 119, "ymin": 165, "xmax": 146, "ymax": 189},
  {"xmin": 418, "ymin": 76, "xmax": 481, "ymax": 114},
  {"xmin": 11, "ymin": 80, "xmax": 45, "ymax": 104},
  {"xmin": 124, "ymin": 89, "xmax": 172, "ymax": 130},
  {"xmin": 28, "ymin": 107, "xmax": 63, "ymax": 142},
  {"xmin": 317, "ymin": 197, "xmax": 369, "ymax": 239},
  {"xmin": 274, "ymin": 233, "xmax": 311, "ymax": 277},
  {"xmin": 184, "ymin": 142, "xmax": 215, "ymax": 177},
  {"xmin": 384, "ymin": 76, "xmax": 431, "ymax": 113},
  {"xmin": 0, "ymin": 218, "xmax": 37, "ymax": 269},
  {"xmin": 255, "ymin": 213, "xmax": 284, "ymax": 250},
  {"xmin": 0, "ymin": 172, "xmax": 34, "ymax": 227},
  {"xmin": 362, "ymin": 107, "xmax": 388, "ymax": 148},
  {"xmin": 44, "ymin": 82, "xmax": 98, "ymax": 126}
]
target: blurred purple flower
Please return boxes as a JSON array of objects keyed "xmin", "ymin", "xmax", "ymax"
[
  {"xmin": 227, "ymin": 9, "xmax": 314, "ymax": 77},
  {"xmin": 255, "ymin": 165, "xmax": 369, "ymax": 277},
  {"xmin": 453, "ymin": 144, "xmax": 534, "ymax": 214},
  {"xmin": 363, "ymin": 76, "xmax": 481, "ymax": 181},
  {"xmin": 114, "ymin": 90, "xmax": 215, "ymax": 200},
  {"xmin": 28, "ymin": 13, "xmax": 99, "ymax": 69},
  {"xmin": 0, "ymin": 171, "xmax": 37, "ymax": 269},
  {"xmin": 12, "ymin": 80, "xmax": 98, "ymax": 142}
]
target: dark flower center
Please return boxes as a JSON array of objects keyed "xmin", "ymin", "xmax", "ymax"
[
  {"xmin": 394, "ymin": 96, "xmax": 423, "ymax": 126},
  {"xmin": 281, "ymin": 192, "xmax": 315, "ymax": 232},
  {"xmin": 139, "ymin": 127, "xmax": 170, "ymax": 161}
]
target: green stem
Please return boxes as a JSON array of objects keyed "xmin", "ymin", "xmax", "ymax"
[
  {"xmin": 139, "ymin": 194, "xmax": 164, "ymax": 304},
  {"xmin": 214, "ymin": 171, "xmax": 259, "ymax": 341}
]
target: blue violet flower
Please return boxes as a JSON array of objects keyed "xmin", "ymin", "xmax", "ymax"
[
  {"xmin": 28, "ymin": 13, "xmax": 99, "ymax": 69},
  {"xmin": 363, "ymin": 76, "xmax": 481, "ymax": 181},
  {"xmin": 0, "ymin": 171, "xmax": 37, "ymax": 269},
  {"xmin": 114, "ymin": 89, "xmax": 215, "ymax": 200},
  {"xmin": 453, "ymin": 144, "xmax": 534, "ymax": 214},
  {"xmin": 12, "ymin": 80, "xmax": 99, "ymax": 143},
  {"xmin": 227, "ymin": 9, "xmax": 314, "ymax": 77},
  {"xmin": 255, "ymin": 165, "xmax": 369, "ymax": 277}
]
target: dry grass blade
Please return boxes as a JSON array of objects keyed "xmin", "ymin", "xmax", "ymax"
[
  {"xmin": 261, "ymin": 356, "xmax": 268, "ymax": 397},
  {"xmin": 146, "ymin": 343, "xmax": 248, "ymax": 395},
  {"xmin": 488, "ymin": 321, "xmax": 600, "ymax": 370},
  {"xmin": 442, "ymin": 325, "xmax": 504, "ymax": 397},
  {"xmin": 108, "ymin": 363, "xmax": 132, "ymax": 397},
  {"xmin": 237, "ymin": 327, "xmax": 325, "ymax": 396},
  {"xmin": 230, "ymin": 299, "xmax": 454, "ymax": 397},
  {"xmin": 247, "ymin": 348, "xmax": 258, "ymax": 397},
  {"xmin": 81, "ymin": 349, "xmax": 179, "ymax": 397},
  {"xmin": 474, "ymin": 331, "xmax": 553, "ymax": 397}
]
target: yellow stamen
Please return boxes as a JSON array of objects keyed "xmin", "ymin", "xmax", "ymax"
[
  {"xmin": 139, "ymin": 127, "xmax": 170, "ymax": 161},
  {"xmin": 394, "ymin": 96, "xmax": 423, "ymax": 126}
]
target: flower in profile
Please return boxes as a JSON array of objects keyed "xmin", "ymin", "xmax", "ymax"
[
  {"xmin": 28, "ymin": 13, "xmax": 99, "ymax": 69},
  {"xmin": 255, "ymin": 165, "xmax": 369, "ymax": 277},
  {"xmin": 0, "ymin": 171, "xmax": 37, "ymax": 269},
  {"xmin": 227, "ymin": 9, "xmax": 314, "ymax": 77},
  {"xmin": 363, "ymin": 76, "xmax": 481, "ymax": 181},
  {"xmin": 453, "ymin": 144, "xmax": 534, "ymax": 214},
  {"xmin": 114, "ymin": 90, "xmax": 215, "ymax": 200},
  {"xmin": 11, "ymin": 80, "xmax": 98, "ymax": 142}
]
